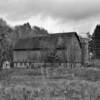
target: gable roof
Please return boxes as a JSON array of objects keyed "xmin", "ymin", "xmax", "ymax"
[{"xmin": 14, "ymin": 32, "xmax": 81, "ymax": 50}]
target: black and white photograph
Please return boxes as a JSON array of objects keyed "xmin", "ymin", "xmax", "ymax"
[{"xmin": 0, "ymin": 0, "xmax": 100, "ymax": 100}]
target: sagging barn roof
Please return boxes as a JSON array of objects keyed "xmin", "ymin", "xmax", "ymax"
[{"xmin": 14, "ymin": 32, "xmax": 81, "ymax": 50}]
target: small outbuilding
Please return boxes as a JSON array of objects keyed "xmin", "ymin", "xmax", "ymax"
[{"xmin": 2, "ymin": 61, "xmax": 10, "ymax": 69}]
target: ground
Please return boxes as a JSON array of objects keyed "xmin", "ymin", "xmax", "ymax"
[{"xmin": 0, "ymin": 66, "xmax": 100, "ymax": 100}]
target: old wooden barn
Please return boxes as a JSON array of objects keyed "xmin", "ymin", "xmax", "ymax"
[{"xmin": 13, "ymin": 32, "xmax": 86, "ymax": 68}]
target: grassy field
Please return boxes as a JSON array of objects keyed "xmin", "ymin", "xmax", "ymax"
[{"xmin": 0, "ymin": 67, "xmax": 100, "ymax": 100}]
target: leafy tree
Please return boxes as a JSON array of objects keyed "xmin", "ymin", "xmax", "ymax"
[
  {"xmin": 14, "ymin": 23, "xmax": 32, "ymax": 38},
  {"xmin": 0, "ymin": 18, "xmax": 13, "ymax": 68},
  {"xmin": 0, "ymin": 33, "xmax": 13, "ymax": 68},
  {"xmin": 33, "ymin": 26, "xmax": 48, "ymax": 35},
  {"xmin": 90, "ymin": 25, "xmax": 100, "ymax": 58},
  {"xmin": 86, "ymin": 32, "xmax": 92, "ymax": 40}
]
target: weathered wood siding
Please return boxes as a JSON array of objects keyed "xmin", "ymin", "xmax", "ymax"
[
  {"xmin": 70, "ymin": 35, "xmax": 82, "ymax": 63},
  {"xmin": 14, "ymin": 51, "xmax": 42, "ymax": 62}
]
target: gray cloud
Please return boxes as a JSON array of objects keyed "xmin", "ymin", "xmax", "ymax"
[
  {"xmin": 0, "ymin": 0, "xmax": 100, "ymax": 21},
  {"xmin": 0, "ymin": 0, "xmax": 100, "ymax": 35}
]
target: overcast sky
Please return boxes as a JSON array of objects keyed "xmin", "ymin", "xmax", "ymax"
[{"xmin": 0, "ymin": 0, "xmax": 100, "ymax": 36}]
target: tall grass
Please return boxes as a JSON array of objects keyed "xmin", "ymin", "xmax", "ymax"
[
  {"xmin": 0, "ymin": 80, "xmax": 100, "ymax": 100},
  {"xmin": 0, "ymin": 65, "xmax": 100, "ymax": 100}
]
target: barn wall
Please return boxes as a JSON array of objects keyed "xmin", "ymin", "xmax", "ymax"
[
  {"xmin": 65, "ymin": 36, "xmax": 82, "ymax": 64},
  {"xmin": 70, "ymin": 36, "xmax": 82, "ymax": 67},
  {"xmin": 13, "ymin": 50, "xmax": 55, "ymax": 63},
  {"xmin": 13, "ymin": 50, "xmax": 44, "ymax": 68},
  {"xmin": 71, "ymin": 36, "xmax": 82, "ymax": 63},
  {"xmin": 13, "ymin": 51, "xmax": 27, "ymax": 62},
  {"xmin": 13, "ymin": 51, "xmax": 42, "ymax": 62}
]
